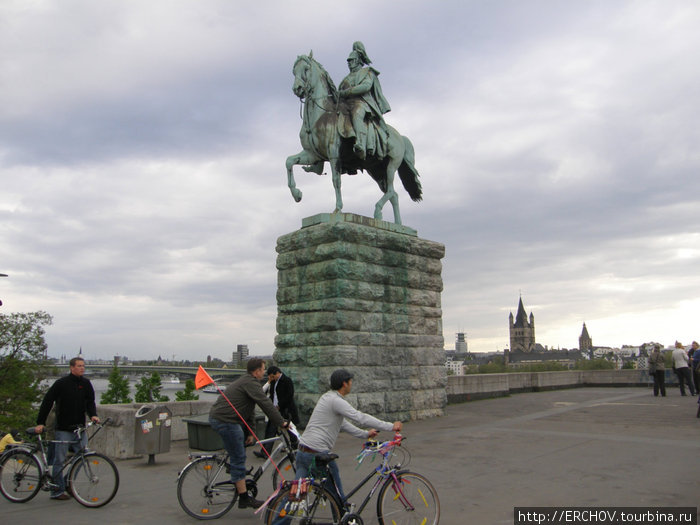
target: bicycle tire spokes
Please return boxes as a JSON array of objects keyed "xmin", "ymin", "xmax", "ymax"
[
  {"xmin": 69, "ymin": 452, "xmax": 119, "ymax": 507},
  {"xmin": 377, "ymin": 472, "xmax": 439, "ymax": 525},
  {"xmin": 177, "ymin": 456, "xmax": 237, "ymax": 519}
]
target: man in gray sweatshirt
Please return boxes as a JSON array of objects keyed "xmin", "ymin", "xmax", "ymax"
[{"xmin": 295, "ymin": 369, "xmax": 402, "ymax": 500}]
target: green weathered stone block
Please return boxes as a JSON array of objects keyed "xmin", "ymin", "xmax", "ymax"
[{"xmin": 275, "ymin": 214, "xmax": 447, "ymax": 423}]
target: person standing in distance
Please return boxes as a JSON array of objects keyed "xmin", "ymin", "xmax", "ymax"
[
  {"xmin": 255, "ymin": 365, "xmax": 299, "ymax": 458},
  {"xmin": 35, "ymin": 357, "xmax": 99, "ymax": 500},
  {"xmin": 649, "ymin": 344, "xmax": 666, "ymax": 397},
  {"xmin": 209, "ymin": 358, "xmax": 288, "ymax": 509},
  {"xmin": 672, "ymin": 341, "xmax": 696, "ymax": 396},
  {"xmin": 295, "ymin": 369, "xmax": 402, "ymax": 500}
]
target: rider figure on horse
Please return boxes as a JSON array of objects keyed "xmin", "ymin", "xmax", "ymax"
[{"xmin": 338, "ymin": 41, "xmax": 391, "ymax": 160}]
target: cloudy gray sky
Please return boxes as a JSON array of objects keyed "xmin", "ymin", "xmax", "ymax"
[{"xmin": 2, "ymin": 1, "xmax": 699, "ymax": 361}]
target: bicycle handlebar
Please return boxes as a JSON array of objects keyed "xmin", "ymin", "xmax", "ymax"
[{"xmin": 24, "ymin": 417, "xmax": 112, "ymax": 438}]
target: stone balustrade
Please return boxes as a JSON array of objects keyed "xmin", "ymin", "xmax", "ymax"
[{"xmin": 88, "ymin": 370, "xmax": 661, "ymax": 459}]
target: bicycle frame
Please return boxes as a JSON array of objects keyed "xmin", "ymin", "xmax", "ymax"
[
  {"xmin": 179, "ymin": 432, "xmax": 294, "ymax": 486},
  {"xmin": 310, "ymin": 434, "xmax": 408, "ymax": 518},
  {"xmin": 21, "ymin": 419, "xmax": 110, "ymax": 482}
]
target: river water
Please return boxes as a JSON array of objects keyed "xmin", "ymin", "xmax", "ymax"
[{"xmin": 44, "ymin": 376, "xmax": 220, "ymax": 404}]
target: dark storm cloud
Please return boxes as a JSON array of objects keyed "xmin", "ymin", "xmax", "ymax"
[{"xmin": 2, "ymin": 0, "xmax": 699, "ymax": 358}]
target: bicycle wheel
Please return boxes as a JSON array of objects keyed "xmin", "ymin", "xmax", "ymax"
[
  {"xmin": 177, "ymin": 456, "xmax": 237, "ymax": 519},
  {"xmin": 0, "ymin": 449, "xmax": 42, "ymax": 503},
  {"xmin": 68, "ymin": 452, "xmax": 119, "ymax": 507},
  {"xmin": 377, "ymin": 471, "xmax": 440, "ymax": 525},
  {"xmin": 264, "ymin": 482, "xmax": 342, "ymax": 525},
  {"xmin": 271, "ymin": 455, "xmax": 296, "ymax": 490}
]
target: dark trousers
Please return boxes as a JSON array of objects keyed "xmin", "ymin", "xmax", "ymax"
[
  {"xmin": 693, "ymin": 368, "xmax": 700, "ymax": 395},
  {"xmin": 260, "ymin": 418, "xmax": 298, "ymax": 454},
  {"xmin": 675, "ymin": 367, "xmax": 696, "ymax": 395},
  {"xmin": 260, "ymin": 419, "xmax": 277, "ymax": 455},
  {"xmin": 653, "ymin": 370, "xmax": 666, "ymax": 397}
]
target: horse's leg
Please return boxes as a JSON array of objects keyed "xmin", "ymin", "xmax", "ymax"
[
  {"xmin": 285, "ymin": 152, "xmax": 304, "ymax": 202},
  {"xmin": 330, "ymin": 158, "xmax": 343, "ymax": 213},
  {"xmin": 374, "ymin": 155, "xmax": 402, "ymax": 224},
  {"xmin": 286, "ymin": 150, "xmax": 319, "ymax": 203}
]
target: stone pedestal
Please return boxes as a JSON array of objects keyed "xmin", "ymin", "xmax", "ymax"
[{"xmin": 273, "ymin": 213, "xmax": 446, "ymax": 423}]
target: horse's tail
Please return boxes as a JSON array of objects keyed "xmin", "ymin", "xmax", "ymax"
[{"xmin": 398, "ymin": 136, "xmax": 423, "ymax": 202}]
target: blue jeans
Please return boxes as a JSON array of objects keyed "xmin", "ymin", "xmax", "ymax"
[
  {"xmin": 270, "ymin": 449, "xmax": 345, "ymax": 525},
  {"xmin": 295, "ymin": 448, "xmax": 345, "ymax": 502},
  {"xmin": 209, "ymin": 418, "xmax": 246, "ymax": 483},
  {"xmin": 51, "ymin": 430, "xmax": 86, "ymax": 497}
]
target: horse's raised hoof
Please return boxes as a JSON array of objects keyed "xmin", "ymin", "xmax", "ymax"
[{"xmin": 291, "ymin": 188, "xmax": 303, "ymax": 202}]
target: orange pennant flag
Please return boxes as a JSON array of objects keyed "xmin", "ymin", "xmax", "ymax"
[{"xmin": 195, "ymin": 365, "xmax": 215, "ymax": 390}]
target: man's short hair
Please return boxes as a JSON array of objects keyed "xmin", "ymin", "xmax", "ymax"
[
  {"xmin": 266, "ymin": 365, "xmax": 281, "ymax": 376},
  {"xmin": 69, "ymin": 357, "xmax": 85, "ymax": 367},
  {"xmin": 247, "ymin": 358, "xmax": 265, "ymax": 374},
  {"xmin": 330, "ymin": 369, "xmax": 354, "ymax": 390}
]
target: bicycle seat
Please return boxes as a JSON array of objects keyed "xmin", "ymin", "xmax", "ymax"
[
  {"xmin": 314, "ymin": 452, "xmax": 339, "ymax": 466},
  {"xmin": 25, "ymin": 427, "xmax": 41, "ymax": 435}
]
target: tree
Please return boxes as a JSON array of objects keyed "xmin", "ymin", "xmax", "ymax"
[
  {"xmin": 134, "ymin": 372, "xmax": 169, "ymax": 403},
  {"xmin": 101, "ymin": 366, "xmax": 132, "ymax": 404},
  {"xmin": 175, "ymin": 379, "xmax": 199, "ymax": 401},
  {"xmin": 574, "ymin": 358, "xmax": 615, "ymax": 370},
  {"xmin": 0, "ymin": 311, "xmax": 53, "ymax": 430}
]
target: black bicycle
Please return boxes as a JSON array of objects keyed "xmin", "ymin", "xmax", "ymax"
[
  {"xmin": 263, "ymin": 433, "xmax": 439, "ymax": 525},
  {"xmin": 0, "ymin": 419, "xmax": 119, "ymax": 507},
  {"xmin": 177, "ymin": 428, "xmax": 297, "ymax": 519}
]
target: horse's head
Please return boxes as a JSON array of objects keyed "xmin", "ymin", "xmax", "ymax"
[
  {"xmin": 292, "ymin": 54, "xmax": 312, "ymax": 99},
  {"xmin": 292, "ymin": 53, "xmax": 337, "ymax": 102}
]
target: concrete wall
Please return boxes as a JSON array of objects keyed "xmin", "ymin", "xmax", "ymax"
[
  {"xmin": 91, "ymin": 400, "xmax": 214, "ymax": 459},
  {"xmin": 88, "ymin": 370, "xmax": 663, "ymax": 458},
  {"xmin": 446, "ymin": 369, "xmax": 658, "ymax": 403}
]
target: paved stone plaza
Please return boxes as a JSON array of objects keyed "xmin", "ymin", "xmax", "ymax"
[{"xmin": 2, "ymin": 387, "xmax": 698, "ymax": 524}]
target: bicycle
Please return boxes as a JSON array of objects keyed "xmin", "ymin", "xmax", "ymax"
[
  {"xmin": 177, "ymin": 427, "xmax": 297, "ymax": 519},
  {"xmin": 0, "ymin": 418, "xmax": 119, "ymax": 508},
  {"xmin": 263, "ymin": 433, "xmax": 439, "ymax": 525}
]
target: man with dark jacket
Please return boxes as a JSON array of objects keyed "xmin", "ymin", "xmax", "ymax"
[
  {"xmin": 255, "ymin": 366, "xmax": 299, "ymax": 457},
  {"xmin": 209, "ymin": 358, "xmax": 287, "ymax": 509},
  {"xmin": 35, "ymin": 357, "xmax": 99, "ymax": 500}
]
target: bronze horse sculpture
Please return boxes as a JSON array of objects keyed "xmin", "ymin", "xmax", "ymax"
[{"xmin": 285, "ymin": 52, "xmax": 422, "ymax": 225}]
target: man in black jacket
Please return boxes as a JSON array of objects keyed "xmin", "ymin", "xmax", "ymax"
[
  {"xmin": 35, "ymin": 357, "xmax": 99, "ymax": 500},
  {"xmin": 254, "ymin": 366, "xmax": 299, "ymax": 458}
]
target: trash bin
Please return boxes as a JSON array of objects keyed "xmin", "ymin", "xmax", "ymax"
[
  {"xmin": 182, "ymin": 413, "xmax": 268, "ymax": 451},
  {"xmin": 182, "ymin": 414, "xmax": 223, "ymax": 451},
  {"xmin": 134, "ymin": 404, "xmax": 172, "ymax": 464}
]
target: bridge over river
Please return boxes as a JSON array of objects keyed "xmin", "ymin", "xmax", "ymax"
[{"xmin": 53, "ymin": 363, "xmax": 245, "ymax": 380}]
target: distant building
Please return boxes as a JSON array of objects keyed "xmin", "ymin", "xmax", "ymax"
[
  {"xmin": 455, "ymin": 332, "xmax": 468, "ymax": 353},
  {"xmin": 509, "ymin": 296, "xmax": 536, "ymax": 352},
  {"xmin": 579, "ymin": 323, "xmax": 592, "ymax": 356},
  {"xmin": 445, "ymin": 356, "xmax": 464, "ymax": 375},
  {"xmin": 232, "ymin": 344, "xmax": 250, "ymax": 366}
]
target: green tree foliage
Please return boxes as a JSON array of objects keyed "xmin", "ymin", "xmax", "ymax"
[
  {"xmin": 515, "ymin": 362, "xmax": 568, "ymax": 372},
  {"xmin": 134, "ymin": 372, "xmax": 169, "ymax": 403},
  {"xmin": 175, "ymin": 379, "xmax": 199, "ymax": 401},
  {"xmin": 574, "ymin": 358, "xmax": 616, "ymax": 370},
  {"xmin": 478, "ymin": 356, "xmax": 507, "ymax": 374},
  {"xmin": 0, "ymin": 311, "xmax": 53, "ymax": 430},
  {"xmin": 101, "ymin": 366, "xmax": 132, "ymax": 404}
]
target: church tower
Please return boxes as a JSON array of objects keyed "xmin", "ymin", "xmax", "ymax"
[
  {"xmin": 509, "ymin": 296, "xmax": 536, "ymax": 352},
  {"xmin": 579, "ymin": 323, "xmax": 592, "ymax": 356}
]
